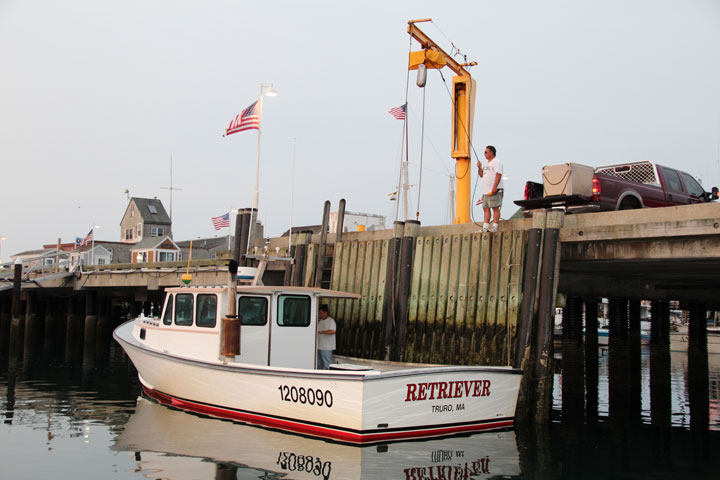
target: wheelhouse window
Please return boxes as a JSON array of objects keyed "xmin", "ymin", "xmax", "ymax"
[
  {"xmin": 238, "ymin": 296, "xmax": 268, "ymax": 326},
  {"xmin": 196, "ymin": 294, "xmax": 217, "ymax": 328},
  {"xmin": 163, "ymin": 294, "xmax": 173, "ymax": 325},
  {"xmin": 277, "ymin": 295, "xmax": 311, "ymax": 327},
  {"xmin": 175, "ymin": 294, "xmax": 194, "ymax": 326}
]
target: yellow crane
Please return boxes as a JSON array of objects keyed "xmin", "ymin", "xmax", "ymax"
[{"xmin": 407, "ymin": 19, "xmax": 477, "ymax": 224}]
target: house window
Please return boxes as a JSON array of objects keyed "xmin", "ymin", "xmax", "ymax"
[
  {"xmin": 137, "ymin": 223, "xmax": 143, "ymax": 240},
  {"xmin": 151, "ymin": 227, "xmax": 164, "ymax": 237},
  {"xmin": 158, "ymin": 251, "xmax": 175, "ymax": 262},
  {"xmin": 196, "ymin": 294, "xmax": 217, "ymax": 328},
  {"xmin": 98, "ymin": 258, "xmax": 106, "ymax": 265},
  {"xmin": 125, "ymin": 229, "xmax": 133, "ymax": 240},
  {"xmin": 277, "ymin": 295, "xmax": 311, "ymax": 327},
  {"xmin": 148, "ymin": 204, "xmax": 158, "ymax": 214}
]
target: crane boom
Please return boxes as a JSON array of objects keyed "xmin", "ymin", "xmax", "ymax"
[{"xmin": 406, "ymin": 19, "xmax": 477, "ymax": 224}]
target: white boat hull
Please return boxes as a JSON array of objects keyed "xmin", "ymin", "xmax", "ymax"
[{"xmin": 114, "ymin": 320, "xmax": 521, "ymax": 443}]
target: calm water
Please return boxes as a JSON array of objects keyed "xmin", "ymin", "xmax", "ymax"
[{"xmin": 1, "ymin": 342, "xmax": 719, "ymax": 479}]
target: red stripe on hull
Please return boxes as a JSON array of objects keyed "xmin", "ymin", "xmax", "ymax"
[{"xmin": 142, "ymin": 386, "xmax": 514, "ymax": 444}]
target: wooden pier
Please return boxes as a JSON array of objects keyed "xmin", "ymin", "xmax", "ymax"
[{"xmin": 2, "ymin": 202, "xmax": 719, "ymax": 424}]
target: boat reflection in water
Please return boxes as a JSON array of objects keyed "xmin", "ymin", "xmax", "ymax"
[{"xmin": 114, "ymin": 397, "xmax": 521, "ymax": 480}]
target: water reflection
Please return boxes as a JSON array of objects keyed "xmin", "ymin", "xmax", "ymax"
[
  {"xmin": 1, "ymin": 341, "xmax": 720, "ymax": 479},
  {"xmin": 115, "ymin": 397, "xmax": 521, "ymax": 480}
]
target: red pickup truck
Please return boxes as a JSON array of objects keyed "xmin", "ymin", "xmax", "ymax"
[{"xmin": 514, "ymin": 161, "xmax": 718, "ymax": 214}]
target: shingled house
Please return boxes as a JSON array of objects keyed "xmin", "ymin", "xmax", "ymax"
[{"xmin": 120, "ymin": 197, "xmax": 172, "ymax": 243}]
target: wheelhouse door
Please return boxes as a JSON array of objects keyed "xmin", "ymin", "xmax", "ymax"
[
  {"xmin": 269, "ymin": 294, "xmax": 316, "ymax": 369},
  {"xmin": 237, "ymin": 295, "xmax": 271, "ymax": 365}
]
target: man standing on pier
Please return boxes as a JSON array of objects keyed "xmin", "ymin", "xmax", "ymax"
[
  {"xmin": 317, "ymin": 305, "xmax": 336, "ymax": 369},
  {"xmin": 477, "ymin": 145, "xmax": 504, "ymax": 232}
]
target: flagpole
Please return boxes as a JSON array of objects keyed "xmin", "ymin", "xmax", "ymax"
[
  {"xmin": 91, "ymin": 224, "xmax": 95, "ymax": 265},
  {"xmin": 227, "ymin": 206, "xmax": 232, "ymax": 251}
]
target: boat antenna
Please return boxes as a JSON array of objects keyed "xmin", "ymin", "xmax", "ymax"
[
  {"xmin": 289, "ymin": 138, "xmax": 296, "ymax": 255},
  {"xmin": 161, "ymin": 155, "xmax": 183, "ymax": 223}
]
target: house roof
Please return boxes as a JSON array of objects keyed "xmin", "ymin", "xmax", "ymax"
[
  {"xmin": 131, "ymin": 236, "xmax": 179, "ymax": 250},
  {"xmin": 125, "ymin": 197, "xmax": 171, "ymax": 225},
  {"xmin": 175, "ymin": 237, "xmax": 231, "ymax": 250}
]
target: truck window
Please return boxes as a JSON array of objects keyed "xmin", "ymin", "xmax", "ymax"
[
  {"xmin": 661, "ymin": 168, "xmax": 683, "ymax": 193},
  {"xmin": 680, "ymin": 173, "xmax": 704, "ymax": 197}
]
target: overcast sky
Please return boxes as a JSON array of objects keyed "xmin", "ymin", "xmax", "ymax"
[{"xmin": 1, "ymin": 0, "xmax": 719, "ymax": 261}]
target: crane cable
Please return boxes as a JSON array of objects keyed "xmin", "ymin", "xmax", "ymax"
[
  {"xmin": 437, "ymin": 69, "xmax": 485, "ymax": 227},
  {"xmin": 415, "ymin": 82, "xmax": 427, "ymax": 221}
]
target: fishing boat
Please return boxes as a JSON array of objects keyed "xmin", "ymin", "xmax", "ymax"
[
  {"xmin": 114, "ymin": 396, "xmax": 521, "ymax": 479},
  {"xmin": 113, "ymin": 263, "xmax": 522, "ymax": 444}
]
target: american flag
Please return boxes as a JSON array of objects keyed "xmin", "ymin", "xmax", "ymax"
[
  {"xmin": 225, "ymin": 101, "xmax": 260, "ymax": 136},
  {"xmin": 79, "ymin": 229, "xmax": 93, "ymax": 247},
  {"xmin": 212, "ymin": 213, "xmax": 230, "ymax": 230},
  {"xmin": 388, "ymin": 104, "xmax": 406, "ymax": 120}
]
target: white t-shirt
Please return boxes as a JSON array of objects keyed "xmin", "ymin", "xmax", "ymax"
[
  {"xmin": 482, "ymin": 157, "xmax": 504, "ymax": 194},
  {"xmin": 317, "ymin": 316, "xmax": 336, "ymax": 351}
]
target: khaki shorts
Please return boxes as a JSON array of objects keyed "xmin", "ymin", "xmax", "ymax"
[{"xmin": 482, "ymin": 189, "xmax": 503, "ymax": 208}]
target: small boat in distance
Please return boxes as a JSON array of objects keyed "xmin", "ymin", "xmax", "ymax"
[{"xmin": 113, "ymin": 261, "xmax": 522, "ymax": 444}]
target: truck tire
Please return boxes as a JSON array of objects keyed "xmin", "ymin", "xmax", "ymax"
[{"xmin": 618, "ymin": 197, "xmax": 641, "ymax": 210}]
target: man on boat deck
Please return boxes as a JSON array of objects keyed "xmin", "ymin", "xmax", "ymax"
[{"xmin": 317, "ymin": 305, "xmax": 336, "ymax": 369}]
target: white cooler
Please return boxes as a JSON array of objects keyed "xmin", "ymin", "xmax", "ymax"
[{"xmin": 542, "ymin": 163, "xmax": 594, "ymax": 197}]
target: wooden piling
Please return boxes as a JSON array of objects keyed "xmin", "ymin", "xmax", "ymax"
[
  {"xmin": 9, "ymin": 262, "xmax": 24, "ymax": 361},
  {"xmin": 336, "ymin": 199, "xmax": 346, "ymax": 243},
  {"xmin": 0, "ymin": 297, "xmax": 10, "ymax": 354},
  {"xmin": 394, "ymin": 220, "xmax": 419, "ymax": 361},
  {"xmin": 515, "ymin": 228, "xmax": 542, "ymax": 368},
  {"xmin": 84, "ymin": 291, "xmax": 98, "ymax": 365},
  {"xmin": 381, "ymin": 221, "xmax": 403, "ymax": 360},
  {"xmin": 650, "ymin": 300, "xmax": 670, "ymax": 345},
  {"xmin": 564, "ymin": 295, "xmax": 583, "ymax": 341},
  {"xmin": 533, "ymin": 212, "xmax": 562, "ymax": 424},
  {"xmin": 688, "ymin": 302, "xmax": 707, "ymax": 352},
  {"xmin": 22, "ymin": 291, "xmax": 39, "ymax": 363},
  {"xmin": 608, "ymin": 298, "xmax": 629, "ymax": 338},
  {"xmin": 313, "ymin": 200, "xmax": 331, "ymax": 287}
]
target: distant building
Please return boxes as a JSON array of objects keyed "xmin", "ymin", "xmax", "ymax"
[
  {"xmin": 67, "ymin": 241, "xmax": 133, "ymax": 269},
  {"xmin": 120, "ymin": 197, "xmax": 172, "ymax": 244},
  {"xmin": 10, "ymin": 248, "xmax": 66, "ymax": 271},
  {"xmin": 329, "ymin": 211, "xmax": 386, "ymax": 233},
  {"xmin": 130, "ymin": 236, "xmax": 181, "ymax": 263},
  {"xmin": 176, "ymin": 237, "xmax": 231, "ymax": 261}
]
